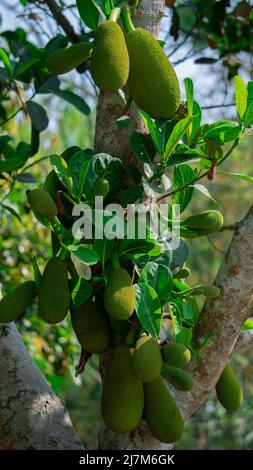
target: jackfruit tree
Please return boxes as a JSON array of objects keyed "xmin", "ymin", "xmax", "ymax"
[{"xmin": 0, "ymin": 0, "xmax": 253, "ymax": 452}]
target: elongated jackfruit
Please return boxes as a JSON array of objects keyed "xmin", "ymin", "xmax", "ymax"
[
  {"xmin": 103, "ymin": 268, "xmax": 135, "ymax": 320},
  {"xmin": 71, "ymin": 296, "xmax": 111, "ymax": 353},
  {"xmin": 45, "ymin": 42, "xmax": 91, "ymax": 75},
  {"xmin": 102, "ymin": 345, "xmax": 144, "ymax": 432},
  {"xmin": 91, "ymin": 21, "xmax": 130, "ymax": 92},
  {"xmin": 27, "ymin": 189, "xmax": 57, "ymax": 220},
  {"xmin": 162, "ymin": 343, "xmax": 191, "ymax": 369},
  {"xmin": 126, "ymin": 28, "xmax": 180, "ymax": 119},
  {"xmin": 216, "ymin": 363, "xmax": 243, "ymax": 410},
  {"xmin": 182, "ymin": 210, "xmax": 223, "ymax": 238},
  {"xmin": 131, "ymin": 336, "xmax": 163, "ymax": 382},
  {"xmin": 161, "ymin": 363, "xmax": 193, "ymax": 391},
  {"xmin": 38, "ymin": 257, "xmax": 70, "ymax": 324},
  {"xmin": 0, "ymin": 281, "xmax": 37, "ymax": 323},
  {"xmin": 144, "ymin": 376, "xmax": 184, "ymax": 443}
]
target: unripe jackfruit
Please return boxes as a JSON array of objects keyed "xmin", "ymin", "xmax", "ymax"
[
  {"xmin": 126, "ymin": 28, "xmax": 181, "ymax": 119},
  {"xmin": 27, "ymin": 189, "xmax": 57, "ymax": 220},
  {"xmin": 102, "ymin": 345, "xmax": 144, "ymax": 432},
  {"xmin": 144, "ymin": 376, "xmax": 184, "ymax": 443},
  {"xmin": 95, "ymin": 178, "xmax": 109, "ymax": 198},
  {"xmin": 71, "ymin": 296, "xmax": 111, "ymax": 353},
  {"xmin": 0, "ymin": 281, "xmax": 37, "ymax": 323},
  {"xmin": 45, "ymin": 42, "xmax": 91, "ymax": 75},
  {"xmin": 38, "ymin": 257, "xmax": 70, "ymax": 324},
  {"xmin": 161, "ymin": 363, "xmax": 194, "ymax": 391},
  {"xmin": 103, "ymin": 268, "xmax": 135, "ymax": 320},
  {"xmin": 131, "ymin": 335, "xmax": 163, "ymax": 382},
  {"xmin": 91, "ymin": 21, "xmax": 130, "ymax": 92},
  {"xmin": 182, "ymin": 210, "xmax": 223, "ymax": 238},
  {"xmin": 162, "ymin": 343, "xmax": 191, "ymax": 369},
  {"xmin": 216, "ymin": 363, "xmax": 243, "ymax": 410}
]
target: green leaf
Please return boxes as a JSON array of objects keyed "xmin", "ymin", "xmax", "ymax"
[
  {"xmin": 0, "ymin": 203, "xmax": 21, "ymax": 222},
  {"xmin": 184, "ymin": 77, "xmax": 194, "ymax": 139},
  {"xmin": 52, "ymin": 90, "xmax": 91, "ymax": 115},
  {"xmin": 191, "ymin": 100, "xmax": 202, "ymax": 140},
  {"xmin": 120, "ymin": 186, "xmax": 144, "ymax": 206},
  {"xmin": 71, "ymin": 277, "xmax": 92, "ymax": 308},
  {"xmin": 194, "ymin": 183, "xmax": 217, "ymax": 205},
  {"xmin": 220, "ymin": 171, "xmax": 253, "ymax": 185},
  {"xmin": 50, "ymin": 154, "xmax": 73, "ymax": 191},
  {"xmin": 241, "ymin": 319, "xmax": 253, "ymax": 331},
  {"xmin": 176, "ymin": 326, "xmax": 192, "ymax": 345},
  {"xmin": 76, "ymin": 0, "xmax": 100, "ymax": 30},
  {"xmin": 134, "ymin": 283, "xmax": 162, "ymax": 339},
  {"xmin": 134, "ymin": 250, "xmax": 172, "ymax": 272},
  {"xmin": 130, "ymin": 131, "xmax": 156, "ymax": 164},
  {"xmin": 0, "ymin": 48, "xmax": 11, "ymax": 78},
  {"xmin": 0, "ymin": 159, "xmax": 23, "ymax": 173},
  {"xmin": 32, "ymin": 256, "xmax": 42, "ymax": 287},
  {"xmin": 68, "ymin": 244, "xmax": 100, "ymax": 265},
  {"xmin": 173, "ymin": 164, "xmax": 196, "ymax": 213},
  {"xmin": 171, "ymin": 239, "xmax": 189, "ymax": 269},
  {"xmin": 119, "ymin": 239, "xmax": 156, "ymax": 257},
  {"xmin": 244, "ymin": 101, "xmax": 253, "ymax": 127},
  {"xmin": 94, "ymin": 237, "xmax": 114, "ymax": 266},
  {"xmin": 139, "ymin": 262, "xmax": 173, "ymax": 307},
  {"xmin": 14, "ymin": 58, "xmax": 40, "ymax": 79},
  {"xmin": 164, "ymin": 116, "xmax": 193, "ymax": 163},
  {"xmin": 69, "ymin": 150, "xmax": 91, "ymax": 197},
  {"xmin": 84, "ymin": 153, "xmax": 124, "ymax": 199},
  {"xmin": 203, "ymin": 120, "xmax": 241, "ymax": 144},
  {"xmin": 234, "ymin": 75, "xmax": 247, "ymax": 121},
  {"xmin": 139, "ymin": 110, "xmax": 163, "ymax": 155},
  {"xmin": 26, "ymin": 100, "xmax": 49, "ymax": 132}
]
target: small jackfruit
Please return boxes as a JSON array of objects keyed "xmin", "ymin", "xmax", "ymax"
[
  {"xmin": 94, "ymin": 178, "xmax": 109, "ymax": 198},
  {"xmin": 103, "ymin": 268, "xmax": 135, "ymax": 320},
  {"xmin": 216, "ymin": 363, "xmax": 243, "ymax": 411},
  {"xmin": 144, "ymin": 376, "xmax": 184, "ymax": 443},
  {"xmin": 182, "ymin": 210, "xmax": 223, "ymax": 238},
  {"xmin": 91, "ymin": 21, "xmax": 130, "ymax": 92},
  {"xmin": 0, "ymin": 281, "xmax": 37, "ymax": 323},
  {"xmin": 162, "ymin": 343, "xmax": 191, "ymax": 369},
  {"xmin": 27, "ymin": 189, "xmax": 57, "ymax": 220},
  {"xmin": 130, "ymin": 335, "xmax": 163, "ymax": 382},
  {"xmin": 71, "ymin": 296, "xmax": 111, "ymax": 353},
  {"xmin": 126, "ymin": 28, "xmax": 181, "ymax": 119},
  {"xmin": 38, "ymin": 257, "xmax": 70, "ymax": 324},
  {"xmin": 161, "ymin": 363, "xmax": 194, "ymax": 391},
  {"xmin": 102, "ymin": 345, "xmax": 144, "ymax": 432},
  {"xmin": 45, "ymin": 42, "xmax": 91, "ymax": 75}
]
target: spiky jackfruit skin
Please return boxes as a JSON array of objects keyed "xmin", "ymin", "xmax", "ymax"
[
  {"xmin": 103, "ymin": 268, "xmax": 135, "ymax": 320},
  {"xmin": 0, "ymin": 281, "xmax": 37, "ymax": 323},
  {"xmin": 27, "ymin": 189, "xmax": 57, "ymax": 220},
  {"xmin": 71, "ymin": 296, "xmax": 111, "ymax": 353},
  {"xmin": 45, "ymin": 42, "xmax": 91, "ymax": 75},
  {"xmin": 182, "ymin": 210, "xmax": 223, "ymax": 238},
  {"xmin": 161, "ymin": 364, "xmax": 193, "ymax": 391},
  {"xmin": 38, "ymin": 257, "xmax": 70, "ymax": 324},
  {"xmin": 131, "ymin": 336, "xmax": 163, "ymax": 382},
  {"xmin": 102, "ymin": 345, "xmax": 144, "ymax": 432},
  {"xmin": 91, "ymin": 21, "xmax": 130, "ymax": 92},
  {"xmin": 95, "ymin": 178, "xmax": 110, "ymax": 198},
  {"xmin": 144, "ymin": 376, "xmax": 184, "ymax": 443},
  {"xmin": 126, "ymin": 29, "xmax": 181, "ymax": 119},
  {"xmin": 216, "ymin": 363, "xmax": 243, "ymax": 410},
  {"xmin": 162, "ymin": 343, "xmax": 191, "ymax": 369}
]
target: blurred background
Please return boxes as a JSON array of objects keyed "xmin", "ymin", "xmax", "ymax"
[{"xmin": 0, "ymin": 0, "xmax": 253, "ymax": 449}]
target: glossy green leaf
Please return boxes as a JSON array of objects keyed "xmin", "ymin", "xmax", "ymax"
[
  {"xmin": 139, "ymin": 261, "xmax": 173, "ymax": 307},
  {"xmin": 134, "ymin": 283, "xmax": 162, "ymax": 338},
  {"xmin": 50, "ymin": 154, "xmax": 73, "ymax": 191},
  {"xmin": 164, "ymin": 116, "xmax": 193, "ymax": 163},
  {"xmin": 234, "ymin": 75, "xmax": 247, "ymax": 121}
]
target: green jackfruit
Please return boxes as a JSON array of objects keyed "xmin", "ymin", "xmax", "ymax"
[
  {"xmin": 144, "ymin": 376, "xmax": 184, "ymax": 443},
  {"xmin": 0, "ymin": 281, "xmax": 37, "ymax": 323},
  {"xmin": 45, "ymin": 42, "xmax": 91, "ymax": 75},
  {"xmin": 95, "ymin": 178, "xmax": 110, "ymax": 198},
  {"xmin": 182, "ymin": 210, "xmax": 223, "ymax": 238},
  {"xmin": 27, "ymin": 189, "xmax": 57, "ymax": 220},
  {"xmin": 91, "ymin": 21, "xmax": 130, "ymax": 92},
  {"xmin": 161, "ymin": 363, "xmax": 194, "ymax": 391},
  {"xmin": 162, "ymin": 343, "xmax": 191, "ymax": 369},
  {"xmin": 102, "ymin": 345, "xmax": 144, "ymax": 432},
  {"xmin": 131, "ymin": 335, "xmax": 163, "ymax": 382},
  {"xmin": 103, "ymin": 268, "xmax": 135, "ymax": 320},
  {"xmin": 38, "ymin": 257, "xmax": 70, "ymax": 324},
  {"xmin": 126, "ymin": 28, "xmax": 181, "ymax": 119},
  {"xmin": 71, "ymin": 296, "xmax": 111, "ymax": 353},
  {"xmin": 216, "ymin": 363, "xmax": 243, "ymax": 411}
]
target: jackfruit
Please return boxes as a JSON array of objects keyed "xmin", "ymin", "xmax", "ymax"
[
  {"xmin": 38, "ymin": 257, "xmax": 70, "ymax": 324},
  {"xmin": 27, "ymin": 189, "xmax": 57, "ymax": 220},
  {"xmin": 161, "ymin": 363, "xmax": 194, "ymax": 391},
  {"xmin": 102, "ymin": 345, "xmax": 144, "ymax": 432},
  {"xmin": 162, "ymin": 343, "xmax": 191, "ymax": 369},
  {"xmin": 130, "ymin": 335, "xmax": 163, "ymax": 382},
  {"xmin": 144, "ymin": 376, "xmax": 184, "ymax": 443},
  {"xmin": 0, "ymin": 281, "xmax": 37, "ymax": 323},
  {"xmin": 126, "ymin": 28, "xmax": 181, "ymax": 119},
  {"xmin": 103, "ymin": 268, "xmax": 135, "ymax": 320},
  {"xmin": 216, "ymin": 363, "xmax": 243, "ymax": 410},
  {"xmin": 45, "ymin": 42, "xmax": 91, "ymax": 75},
  {"xmin": 91, "ymin": 21, "xmax": 130, "ymax": 92},
  {"xmin": 71, "ymin": 296, "xmax": 111, "ymax": 353},
  {"xmin": 94, "ymin": 178, "xmax": 109, "ymax": 198},
  {"xmin": 182, "ymin": 210, "xmax": 223, "ymax": 238}
]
